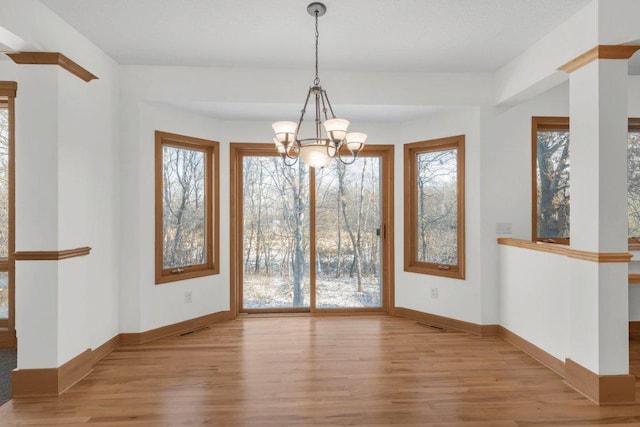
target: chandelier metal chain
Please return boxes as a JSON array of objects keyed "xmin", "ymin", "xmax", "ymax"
[
  {"xmin": 271, "ymin": 2, "xmax": 367, "ymax": 169},
  {"xmin": 314, "ymin": 10, "xmax": 320, "ymax": 86}
]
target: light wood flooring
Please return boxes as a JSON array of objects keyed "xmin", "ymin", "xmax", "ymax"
[{"xmin": 2, "ymin": 315, "xmax": 640, "ymax": 426}]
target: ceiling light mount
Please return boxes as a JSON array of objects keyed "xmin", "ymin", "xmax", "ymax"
[
  {"xmin": 307, "ymin": 2, "xmax": 326, "ymax": 17},
  {"xmin": 272, "ymin": 2, "xmax": 367, "ymax": 168}
]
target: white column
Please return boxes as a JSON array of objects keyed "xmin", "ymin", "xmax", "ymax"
[{"xmin": 568, "ymin": 58, "xmax": 629, "ymax": 375}]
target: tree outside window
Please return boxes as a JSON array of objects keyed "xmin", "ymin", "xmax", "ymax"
[{"xmin": 155, "ymin": 131, "xmax": 219, "ymax": 284}]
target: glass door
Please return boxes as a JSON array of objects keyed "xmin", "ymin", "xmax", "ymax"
[
  {"xmin": 232, "ymin": 144, "xmax": 392, "ymax": 314},
  {"xmin": 315, "ymin": 157, "xmax": 382, "ymax": 308},
  {"xmin": 240, "ymin": 155, "xmax": 311, "ymax": 310}
]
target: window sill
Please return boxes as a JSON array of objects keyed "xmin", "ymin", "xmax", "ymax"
[
  {"xmin": 404, "ymin": 263, "xmax": 465, "ymax": 279},
  {"xmin": 156, "ymin": 266, "xmax": 219, "ymax": 285}
]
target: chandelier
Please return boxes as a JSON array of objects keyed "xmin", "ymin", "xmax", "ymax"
[{"xmin": 271, "ymin": 2, "xmax": 367, "ymax": 168}]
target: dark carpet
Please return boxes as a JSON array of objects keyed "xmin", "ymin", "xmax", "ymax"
[{"xmin": 0, "ymin": 348, "xmax": 16, "ymax": 406}]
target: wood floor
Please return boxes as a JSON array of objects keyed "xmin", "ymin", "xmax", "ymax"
[{"xmin": 2, "ymin": 315, "xmax": 640, "ymax": 426}]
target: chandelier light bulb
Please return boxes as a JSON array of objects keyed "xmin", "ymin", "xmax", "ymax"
[
  {"xmin": 323, "ymin": 118, "xmax": 349, "ymax": 142},
  {"xmin": 272, "ymin": 121, "xmax": 297, "ymax": 143},
  {"xmin": 345, "ymin": 132, "xmax": 367, "ymax": 154},
  {"xmin": 299, "ymin": 144, "xmax": 333, "ymax": 169}
]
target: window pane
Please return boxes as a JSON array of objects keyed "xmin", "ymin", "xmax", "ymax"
[
  {"xmin": 315, "ymin": 157, "xmax": 382, "ymax": 308},
  {"xmin": 536, "ymin": 130, "xmax": 570, "ymax": 239},
  {"xmin": 162, "ymin": 145, "xmax": 206, "ymax": 269},
  {"xmin": 0, "ymin": 108, "xmax": 7, "ymax": 258},
  {"xmin": 242, "ymin": 157, "xmax": 310, "ymax": 309},
  {"xmin": 0, "ymin": 271, "xmax": 6, "ymax": 319},
  {"xmin": 629, "ymin": 131, "xmax": 640, "ymax": 238},
  {"xmin": 416, "ymin": 149, "xmax": 458, "ymax": 265}
]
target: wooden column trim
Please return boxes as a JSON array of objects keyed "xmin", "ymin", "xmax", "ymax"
[
  {"xmin": 5, "ymin": 52, "xmax": 98, "ymax": 82},
  {"xmin": 12, "ymin": 349, "xmax": 93, "ymax": 398},
  {"xmin": 498, "ymin": 326, "xmax": 636, "ymax": 405},
  {"xmin": 564, "ymin": 358, "xmax": 635, "ymax": 405},
  {"xmin": 497, "ymin": 238, "xmax": 631, "ymax": 262},
  {"xmin": 14, "ymin": 246, "xmax": 92, "ymax": 261},
  {"xmin": 559, "ymin": 45, "xmax": 640, "ymax": 74}
]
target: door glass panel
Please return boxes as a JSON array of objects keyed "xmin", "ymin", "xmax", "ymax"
[
  {"xmin": 0, "ymin": 106, "xmax": 7, "ymax": 319},
  {"xmin": 242, "ymin": 157, "xmax": 310, "ymax": 309},
  {"xmin": 315, "ymin": 157, "xmax": 382, "ymax": 308}
]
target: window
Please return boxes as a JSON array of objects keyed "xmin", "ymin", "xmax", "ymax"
[
  {"xmin": 628, "ymin": 120, "xmax": 640, "ymax": 246},
  {"xmin": 532, "ymin": 117, "xmax": 640, "ymax": 246},
  {"xmin": 531, "ymin": 117, "xmax": 570, "ymax": 244},
  {"xmin": 155, "ymin": 131, "xmax": 219, "ymax": 284},
  {"xmin": 404, "ymin": 135, "xmax": 465, "ymax": 279}
]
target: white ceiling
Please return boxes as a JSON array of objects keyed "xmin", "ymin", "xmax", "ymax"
[
  {"xmin": 43, "ymin": 0, "xmax": 632, "ymax": 122},
  {"xmin": 40, "ymin": 0, "xmax": 592, "ymax": 73}
]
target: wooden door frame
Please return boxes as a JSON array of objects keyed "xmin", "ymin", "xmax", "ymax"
[{"xmin": 229, "ymin": 142, "xmax": 394, "ymax": 316}]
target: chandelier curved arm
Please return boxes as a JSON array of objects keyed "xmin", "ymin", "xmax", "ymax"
[
  {"xmin": 281, "ymin": 152, "xmax": 299, "ymax": 167},
  {"xmin": 336, "ymin": 147, "xmax": 358, "ymax": 165}
]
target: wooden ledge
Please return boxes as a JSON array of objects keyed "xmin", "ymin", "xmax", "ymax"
[
  {"xmin": 5, "ymin": 52, "xmax": 98, "ymax": 82},
  {"xmin": 15, "ymin": 246, "xmax": 91, "ymax": 261},
  {"xmin": 559, "ymin": 44, "xmax": 640, "ymax": 74},
  {"xmin": 497, "ymin": 238, "xmax": 631, "ymax": 263}
]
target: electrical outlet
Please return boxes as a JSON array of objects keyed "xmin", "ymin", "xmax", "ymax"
[
  {"xmin": 430, "ymin": 288, "xmax": 438, "ymax": 299},
  {"xmin": 184, "ymin": 291, "xmax": 192, "ymax": 303},
  {"xmin": 496, "ymin": 222, "xmax": 512, "ymax": 234}
]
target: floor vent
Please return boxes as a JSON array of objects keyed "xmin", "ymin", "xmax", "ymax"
[
  {"xmin": 179, "ymin": 326, "xmax": 210, "ymax": 337},
  {"xmin": 416, "ymin": 322, "xmax": 447, "ymax": 333}
]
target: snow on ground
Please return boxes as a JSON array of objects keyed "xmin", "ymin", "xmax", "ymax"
[{"xmin": 243, "ymin": 275, "xmax": 381, "ymax": 309}]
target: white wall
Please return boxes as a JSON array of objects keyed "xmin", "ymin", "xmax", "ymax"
[
  {"xmin": 499, "ymin": 245, "xmax": 570, "ymax": 360},
  {"xmin": 118, "ymin": 93, "xmax": 401, "ymax": 332},
  {"xmin": 395, "ymin": 108, "xmax": 484, "ymax": 324},
  {"xmin": 0, "ymin": 0, "xmax": 120, "ymax": 368}
]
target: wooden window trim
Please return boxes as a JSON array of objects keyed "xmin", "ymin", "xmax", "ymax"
[
  {"xmin": 532, "ymin": 117, "xmax": 640, "ymax": 249},
  {"xmin": 155, "ymin": 131, "xmax": 220, "ymax": 284},
  {"xmin": 0, "ymin": 83, "xmax": 15, "ymax": 332},
  {"xmin": 404, "ymin": 135, "xmax": 465, "ymax": 279}
]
